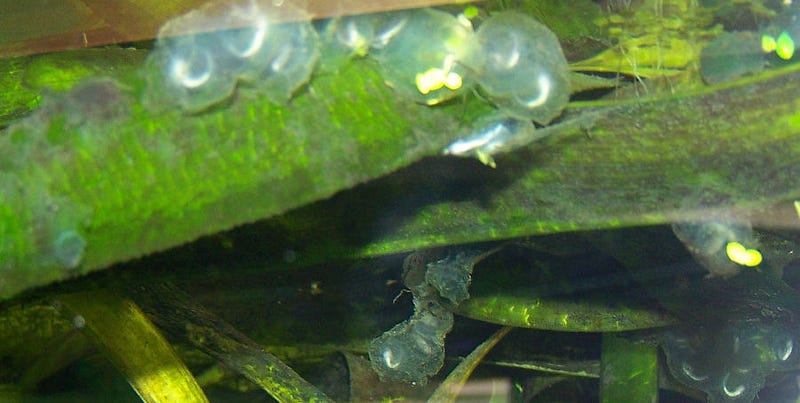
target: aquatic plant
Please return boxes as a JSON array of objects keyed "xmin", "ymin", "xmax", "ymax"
[{"xmin": 2, "ymin": 0, "xmax": 800, "ymax": 401}]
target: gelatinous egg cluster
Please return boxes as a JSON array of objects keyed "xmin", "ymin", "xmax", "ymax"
[
  {"xmin": 370, "ymin": 8, "xmax": 479, "ymax": 105},
  {"xmin": 662, "ymin": 321, "xmax": 797, "ymax": 402},
  {"xmin": 369, "ymin": 250, "xmax": 479, "ymax": 384},
  {"xmin": 701, "ymin": 3, "xmax": 800, "ymax": 84},
  {"xmin": 146, "ymin": 2, "xmax": 571, "ymax": 134},
  {"xmin": 656, "ymin": 268, "xmax": 800, "ymax": 402},
  {"xmin": 357, "ymin": 9, "xmax": 571, "ymax": 119},
  {"xmin": 145, "ymin": 0, "xmax": 319, "ymax": 112},
  {"xmin": 368, "ymin": 304, "xmax": 454, "ymax": 384}
]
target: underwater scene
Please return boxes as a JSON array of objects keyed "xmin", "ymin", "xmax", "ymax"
[{"xmin": 3, "ymin": 0, "xmax": 800, "ymax": 401}]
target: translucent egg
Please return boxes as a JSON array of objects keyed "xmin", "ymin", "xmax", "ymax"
[
  {"xmin": 317, "ymin": 13, "xmax": 385, "ymax": 72},
  {"xmin": 332, "ymin": 14, "xmax": 383, "ymax": 54},
  {"xmin": 368, "ymin": 309, "xmax": 451, "ymax": 384},
  {"xmin": 473, "ymin": 12, "xmax": 570, "ymax": 124},
  {"xmin": 148, "ymin": 34, "xmax": 238, "ymax": 112},
  {"xmin": 217, "ymin": 3, "xmax": 270, "ymax": 60},
  {"xmin": 371, "ymin": 12, "xmax": 410, "ymax": 49},
  {"xmin": 252, "ymin": 20, "xmax": 320, "ymax": 104},
  {"xmin": 371, "ymin": 9, "xmax": 481, "ymax": 105},
  {"xmin": 701, "ymin": 32, "xmax": 766, "ymax": 84},
  {"xmin": 672, "ymin": 220, "xmax": 758, "ymax": 278},
  {"xmin": 425, "ymin": 252, "xmax": 478, "ymax": 305},
  {"xmin": 145, "ymin": 0, "xmax": 319, "ymax": 111}
]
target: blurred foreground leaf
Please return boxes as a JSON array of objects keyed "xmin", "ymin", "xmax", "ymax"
[
  {"xmin": 599, "ymin": 334, "xmax": 658, "ymax": 403},
  {"xmin": 132, "ymin": 282, "xmax": 333, "ymax": 402},
  {"xmin": 427, "ymin": 326, "xmax": 511, "ymax": 402},
  {"xmin": 56, "ymin": 290, "xmax": 208, "ymax": 402}
]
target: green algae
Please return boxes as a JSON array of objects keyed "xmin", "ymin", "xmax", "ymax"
[{"xmin": 0, "ymin": 46, "xmax": 472, "ymax": 299}]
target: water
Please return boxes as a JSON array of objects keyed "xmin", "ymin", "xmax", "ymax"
[{"xmin": 1, "ymin": 0, "xmax": 800, "ymax": 401}]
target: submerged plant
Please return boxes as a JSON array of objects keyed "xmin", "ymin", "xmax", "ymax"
[{"xmin": 2, "ymin": 0, "xmax": 800, "ymax": 401}]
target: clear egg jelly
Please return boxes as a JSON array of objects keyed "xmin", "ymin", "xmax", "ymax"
[
  {"xmin": 472, "ymin": 11, "xmax": 571, "ymax": 125},
  {"xmin": 369, "ymin": 8, "xmax": 482, "ymax": 106},
  {"xmin": 316, "ymin": 12, "xmax": 385, "ymax": 72},
  {"xmin": 144, "ymin": 0, "xmax": 572, "ymax": 134},
  {"xmin": 144, "ymin": 0, "xmax": 319, "ymax": 112}
]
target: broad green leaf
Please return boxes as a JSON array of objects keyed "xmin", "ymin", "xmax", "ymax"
[
  {"xmin": 0, "ymin": 48, "xmax": 474, "ymax": 300},
  {"xmin": 247, "ymin": 62, "xmax": 800, "ymax": 270}
]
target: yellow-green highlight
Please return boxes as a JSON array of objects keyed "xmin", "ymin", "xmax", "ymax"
[
  {"xmin": 600, "ymin": 334, "xmax": 658, "ymax": 403},
  {"xmin": 57, "ymin": 291, "xmax": 209, "ymax": 403}
]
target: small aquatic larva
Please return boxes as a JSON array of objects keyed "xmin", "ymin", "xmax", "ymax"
[{"xmin": 444, "ymin": 112, "xmax": 536, "ymax": 168}]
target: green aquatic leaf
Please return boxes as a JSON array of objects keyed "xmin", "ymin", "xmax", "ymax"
[
  {"xmin": 244, "ymin": 62, "xmax": 800, "ymax": 272},
  {"xmin": 0, "ymin": 47, "xmax": 470, "ymax": 300},
  {"xmin": 599, "ymin": 334, "xmax": 658, "ymax": 403},
  {"xmin": 56, "ymin": 290, "xmax": 209, "ymax": 403},
  {"xmin": 132, "ymin": 282, "xmax": 333, "ymax": 402},
  {"xmin": 427, "ymin": 326, "xmax": 511, "ymax": 402},
  {"xmin": 4, "ymin": 6, "xmax": 800, "ymax": 304},
  {"xmin": 455, "ymin": 261, "xmax": 677, "ymax": 332}
]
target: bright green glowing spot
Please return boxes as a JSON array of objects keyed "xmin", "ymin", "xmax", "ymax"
[
  {"xmin": 475, "ymin": 150, "xmax": 496, "ymax": 168},
  {"xmin": 415, "ymin": 67, "xmax": 462, "ymax": 95},
  {"xmin": 762, "ymin": 35, "xmax": 777, "ymax": 53},
  {"xmin": 463, "ymin": 5, "xmax": 479, "ymax": 19},
  {"xmin": 725, "ymin": 241, "xmax": 762, "ymax": 267},
  {"xmin": 776, "ymin": 31, "xmax": 795, "ymax": 60}
]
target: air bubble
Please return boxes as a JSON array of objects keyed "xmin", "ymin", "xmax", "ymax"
[
  {"xmin": 72, "ymin": 314, "xmax": 86, "ymax": 329},
  {"xmin": 472, "ymin": 12, "xmax": 570, "ymax": 124},
  {"xmin": 371, "ymin": 9, "xmax": 480, "ymax": 105},
  {"xmin": 52, "ymin": 229, "xmax": 86, "ymax": 270}
]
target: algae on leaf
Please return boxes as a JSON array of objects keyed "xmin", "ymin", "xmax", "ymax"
[{"xmin": 0, "ymin": 45, "xmax": 470, "ymax": 300}]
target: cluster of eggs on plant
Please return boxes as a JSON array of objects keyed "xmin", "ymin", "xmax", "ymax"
[
  {"xmin": 144, "ymin": 0, "xmax": 319, "ymax": 111},
  {"xmin": 145, "ymin": 1, "xmax": 571, "ymax": 163}
]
